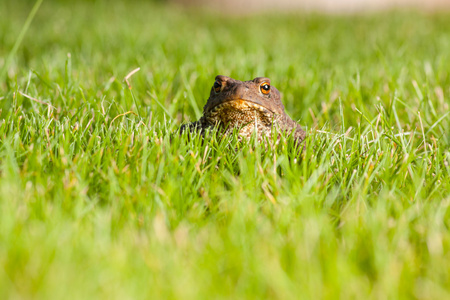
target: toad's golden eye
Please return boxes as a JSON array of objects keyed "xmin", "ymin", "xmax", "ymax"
[
  {"xmin": 260, "ymin": 82, "xmax": 270, "ymax": 95},
  {"xmin": 213, "ymin": 81, "xmax": 222, "ymax": 93}
]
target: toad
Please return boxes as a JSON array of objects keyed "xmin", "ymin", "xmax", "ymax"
[{"xmin": 181, "ymin": 75, "xmax": 306, "ymax": 144}]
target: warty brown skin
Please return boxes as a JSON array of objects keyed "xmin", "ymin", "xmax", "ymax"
[{"xmin": 181, "ymin": 75, "xmax": 306, "ymax": 144}]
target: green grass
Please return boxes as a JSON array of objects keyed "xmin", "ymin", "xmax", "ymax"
[{"xmin": 1, "ymin": 0, "xmax": 450, "ymax": 298}]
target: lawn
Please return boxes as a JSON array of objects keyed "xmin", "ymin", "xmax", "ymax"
[{"xmin": 0, "ymin": 0, "xmax": 449, "ymax": 299}]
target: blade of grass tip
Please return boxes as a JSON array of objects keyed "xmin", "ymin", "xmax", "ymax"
[
  {"xmin": 339, "ymin": 97, "xmax": 347, "ymax": 158},
  {"xmin": 129, "ymin": 89, "xmax": 142, "ymax": 118},
  {"xmin": 354, "ymin": 107, "xmax": 377, "ymax": 131},
  {"xmin": 339, "ymin": 97, "xmax": 345, "ymax": 134},
  {"xmin": 381, "ymin": 133, "xmax": 402, "ymax": 149},
  {"xmin": 146, "ymin": 91, "xmax": 173, "ymax": 121},
  {"xmin": 79, "ymin": 87, "xmax": 87, "ymax": 103},
  {"xmin": 0, "ymin": 0, "xmax": 44, "ymax": 80},
  {"xmin": 32, "ymin": 69, "xmax": 53, "ymax": 89},
  {"xmin": 65, "ymin": 53, "xmax": 72, "ymax": 87},
  {"xmin": 124, "ymin": 68, "xmax": 142, "ymax": 117},
  {"xmin": 25, "ymin": 70, "xmax": 33, "ymax": 93},
  {"xmin": 180, "ymin": 68, "xmax": 201, "ymax": 119},
  {"xmin": 425, "ymin": 111, "xmax": 450, "ymax": 136},
  {"xmin": 392, "ymin": 95, "xmax": 407, "ymax": 153},
  {"xmin": 418, "ymin": 111, "xmax": 428, "ymax": 157}
]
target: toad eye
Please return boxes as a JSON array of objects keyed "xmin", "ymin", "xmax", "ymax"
[
  {"xmin": 260, "ymin": 82, "xmax": 270, "ymax": 95},
  {"xmin": 213, "ymin": 81, "xmax": 222, "ymax": 93}
]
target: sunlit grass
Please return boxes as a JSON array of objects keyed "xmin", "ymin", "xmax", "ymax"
[{"xmin": 0, "ymin": 0, "xmax": 449, "ymax": 299}]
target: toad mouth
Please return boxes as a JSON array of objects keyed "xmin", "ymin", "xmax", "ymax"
[
  {"xmin": 206, "ymin": 99, "xmax": 274, "ymax": 116},
  {"xmin": 203, "ymin": 99, "xmax": 276, "ymax": 127}
]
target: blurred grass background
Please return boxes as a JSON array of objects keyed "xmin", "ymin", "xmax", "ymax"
[{"xmin": 0, "ymin": 0, "xmax": 450, "ymax": 299}]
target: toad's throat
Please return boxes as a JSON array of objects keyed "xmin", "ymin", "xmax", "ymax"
[{"xmin": 204, "ymin": 99, "xmax": 275, "ymax": 127}]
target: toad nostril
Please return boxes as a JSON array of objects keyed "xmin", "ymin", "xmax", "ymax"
[{"xmin": 215, "ymin": 75, "xmax": 231, "ymax": 84}]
